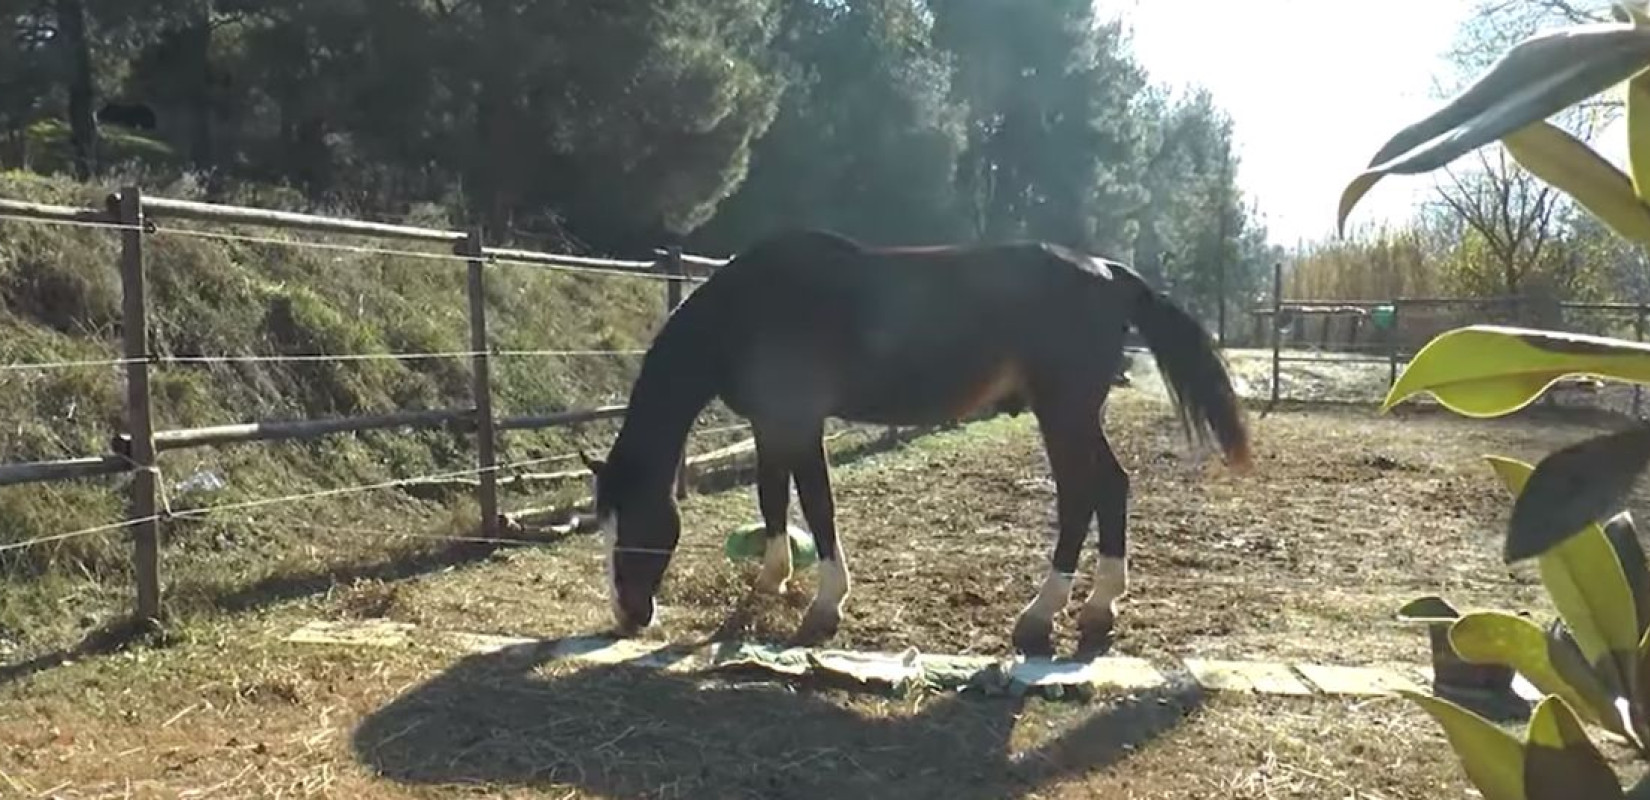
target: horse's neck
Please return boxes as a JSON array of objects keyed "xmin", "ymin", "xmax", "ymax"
[
  {"xmin": 610, "ymin": 387, "xmax": 706, "ymax": 490},
  {"xmin": 607, "ymin": 313, "xmax": 718, "ymax": 494}
]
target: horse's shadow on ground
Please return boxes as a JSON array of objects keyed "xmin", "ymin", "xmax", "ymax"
[{"xmin": 351, "ymin": 640, "xmax": 1204, "ymax": 799}]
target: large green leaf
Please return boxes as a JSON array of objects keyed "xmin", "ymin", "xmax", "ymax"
[
  {"xmin": 1604, "ymin": 513, "xmax": 1650, "ymax": 639},
  {"xmin": 1550, "ymin": 618, "xmax": 1636, "ymax": 739},
  {"xmin": 1501, "ymin": 119, "xmax": 1650, "ymax": 245},
  {"xmin": 1339, "ymin": 20, "xmax": 1650, "ymax": 233},
  {"xmin": 1451, "ymin": 611, "xmax": 1616, "ymax": 731},
  {"xmin": 1402, "ymin": 690, "xmax": 1528, "ymax": 800},
  {"xmin": 1619, "ymin": 3, "xmax": 1650, "ymax": 27},
  {"xmin": 1382, "ymin": 325, "xmax": 1650, "ymax": 417},
  {"xmin": 1541, "ymin": 531, "xmax": 1640, "ymax": 699},
  {"xmin": 1634, "ymin": 624, "xmax": 1650, "ymax": 750},
  {"xmin": 1628, "ymin": 72, "xmax": 1650, "ymax": 202},
  {"xmin": 1524, "ymin": 695, "xmax": 1625, "ymax": 800},
  {"xmin": 1508, "ymin": 426, "xmax": 1650, "ymax": 562},
  {"xmin": 1488, "ymin": 456, "xmax": 1640, "ymax": 699}
]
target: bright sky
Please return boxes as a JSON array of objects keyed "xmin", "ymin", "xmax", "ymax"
[{"xmin": 1102, "ymin": 0, "xmax": 1481, "ymax": 249}]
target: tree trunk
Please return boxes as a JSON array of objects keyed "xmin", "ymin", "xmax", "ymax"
[
  {"xmin": 472, "ymin": 0, "xmax": 517, "ymax": 241},
  {"xmin": 55, "ymin": 0, "xmax": 96, "ymax": 180},
  {"xmin": 0, "ymin": 131, "xmax": 26, "ymax": 170},
  {"xmin": 181, "ymin": 11, "xmax": 215, "ymax": 174},
  {"xmin": 473, "ymin": 89, "xmax": 512, "ymax": 239},
  {"xmin": 294, "ymin": 116, "xmax": 330, "ymax": 194}
]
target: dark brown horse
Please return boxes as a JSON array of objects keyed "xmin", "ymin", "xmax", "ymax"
[{"xmin": 583, "ymin": 229, "xmax": 1251, "ymax": 656}]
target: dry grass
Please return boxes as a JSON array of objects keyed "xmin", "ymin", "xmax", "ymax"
[
  {"xmin": 1286, "ymin": 225, "xmax": 1441, "ymax": 303},
  {"xmin": 5, "ymin": 382, "xmax": 1648, "ymax": 798}
]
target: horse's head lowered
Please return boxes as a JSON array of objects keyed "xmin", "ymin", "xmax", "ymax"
[{"xmin": 581, "ymin": 449, "xmax": 679, "ymax": 633}]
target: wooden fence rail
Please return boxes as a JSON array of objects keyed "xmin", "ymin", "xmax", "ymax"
[
  {"xmin": 0, "ymin": 187, "xmax": 762, "ymax": 629},
  {"xmin": 119, "ymin": 408, "xmax": 476, "ymax": 454},
  {"xmin": 0, "ymin": 455, "xmax": 130, "ymax": 487}
]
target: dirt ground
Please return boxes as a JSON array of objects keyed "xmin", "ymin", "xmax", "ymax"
[{"xmin": 5, "ymin": 379, "xmax": 1648, "ymax": 798}]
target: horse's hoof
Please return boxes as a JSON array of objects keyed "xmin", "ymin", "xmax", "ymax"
[
  {"xmin": 1011, "ymin": 614, "xmax": 1055, "ymax": 657},
  {"xmin": 1076, "ymin": 606, "xmax": 1116, "ymax": 657},
  {"xmin": 1076, "ymin": 625, "xmax": 1115, "ymax": 658},
  {"xmin": 792, "ymin": 606, "xmax": 841, "ymax": 646}
]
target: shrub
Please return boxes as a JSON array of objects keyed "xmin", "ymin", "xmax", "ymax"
[{"xmin": 1340, "ymin": 4, "xmax": 1650, "ymax": 797}]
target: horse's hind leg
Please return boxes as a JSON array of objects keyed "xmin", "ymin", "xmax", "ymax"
[
  {"xmin": 752, "ymin": 430, "xmax": 795, "ymax": 595},
  {"xmin": 791, "ymin": 427, "xmax": 848, "ymax": 645},
  {"xmin": 1077, "ymin": 431, "xmax": 1129, "ymax": 653},
  {"xmin": 1012, "ymin": 398, "xmax": 1100, "ymax": 656}
]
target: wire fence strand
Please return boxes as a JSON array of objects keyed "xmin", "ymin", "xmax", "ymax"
[
  {"xmin": 167, "ymin": 452, "xmax": 580, "ymax": 522},
  {"xmin": 0, "ymin": 419, "xmax": 908, "ymax": 559},
  {"xmin": 160, "ymin": 348, "xmax": 650, "ymax": 364},
  {"xmin": 273, "ymin": 518, "xmax": 731, "ymax": 555},
  {"xmin": 0, "ymin": 347, "xmax": 651, "ymax": 373},
  {"xmin": 0, "ymin": 356, "xmax": 142, "ymax": 373},
  {"xmin": 149, "ymin": 225, "xmax": 696, "ymax": 284},
  {"xmin": 0, "ymin": 451, "xmax": 575, "ymax": 557},
  {"xmin": 0, "ymin": 514, "xmax": 163, "ymax": 556},
  {"xmin": 1, "ymin": 202, "xmax": 716, "ymax": 285},
  {"xmin": 151, "ymin": 225, "xmax": 470, "ymax": 264}
]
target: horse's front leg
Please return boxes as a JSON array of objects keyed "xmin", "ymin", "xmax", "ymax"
[
  {"xmin": 1077, "ymin": 434, "xmax": 1130, "ymax": 654},
  {"xmin": 752, "ymin": 434, "xmax": 794, "ymax": 595},
  {"xmin": 1012, "ymin": 407, "xmax": 1097, "ymax": 656},
  {"xmin": 791, "ymin": 433, "xmax": 848, "ymax": 645}
]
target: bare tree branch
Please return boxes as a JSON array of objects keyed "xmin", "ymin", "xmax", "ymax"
[
  {"xmin": 1433, "ymin": 135, "xmax": 1571, "ymax": 296},
  {"xmin": 1521, "ymin": 0, "xmax": 1613, "ymax": 23},
  {"xmin": 1424, "ymin": 0, "xmax": 1610, "ymax": 297}
]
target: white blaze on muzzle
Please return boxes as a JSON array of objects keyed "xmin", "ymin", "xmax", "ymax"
[{"xmin": 603, "ymin": 512, "xmax": 666, "ymax": 631}]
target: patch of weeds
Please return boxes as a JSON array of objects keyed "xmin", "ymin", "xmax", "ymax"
[{"xmin": 0, "ymin": 174, "xmax": 669, "ymax": 663}]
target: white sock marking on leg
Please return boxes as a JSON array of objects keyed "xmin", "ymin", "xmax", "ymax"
[
  {"xmin": 1022, "ymin": 568, "xmax": 1075, "ymax": 623},
  {"xmin": 1083, "ymin": 555, "xmax": 1127, "ymax": 618},
  {"xmin": 757, "ymin": 529, "xmax": 794, "ymax": 591},
  {"xmin": 809, "ymin": 556, "xmax": 851, "ymax": 620}
]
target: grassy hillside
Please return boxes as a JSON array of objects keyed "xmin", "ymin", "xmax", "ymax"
[{"xmin": 0, "ymin": 171, "xmax": 742, "ymax": 662}]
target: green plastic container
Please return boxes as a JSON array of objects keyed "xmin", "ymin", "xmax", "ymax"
[
  {"xmin": 1371, "ymin": 304, "xmax": 1396, "ymax": 330},
  {"xmin": 723, "ymin": 522, "xmax": 819, "ymax": 569}
]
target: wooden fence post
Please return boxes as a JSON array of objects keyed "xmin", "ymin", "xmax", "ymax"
[
  {"xmin": 1388, "ymin": 299, "xmax": 1404, "ymax": 389},
  {"xmin": 1269, "ymin": 261, "xmax": 1282, "ymax": 408},
  {"xmin": 1636, "ymin": 303, "xmax": 1647, "ymax": 418},
  {"xmin": 460, "ymin": 230, "xmax": 499, "ymax": 536},
  {"xmin": 115, "ymin": 186, "xmax": 161, "ymax": 625},
  {"xmin": 663, "ymin": 246, "xmax": 688, "ymax": 500}
]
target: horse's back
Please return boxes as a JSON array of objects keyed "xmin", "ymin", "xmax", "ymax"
[
  {"xmin": 705, "ymin": 231, "xmax": 1138, "ymax": 424},
  {"xmin": 707, "ymin": 229, "xmax": 1142, "ymax": 356},
  {"xmin": 718, "ymin": 228, "xmax": 1134, "ymax": 287}
]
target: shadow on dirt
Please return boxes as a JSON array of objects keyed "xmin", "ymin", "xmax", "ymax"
[
  {"xmin": 351, "ymin": 640, "xmax": 1203, "ymax": 799},
  {"xmin": 0, "ymin": 617, "xmax": 162, "ymax": 688}
]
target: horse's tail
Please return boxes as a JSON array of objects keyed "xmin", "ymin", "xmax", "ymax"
[{"xmin": 1126, "ymin": 281, "xmax": 1253, "ymax": 472}]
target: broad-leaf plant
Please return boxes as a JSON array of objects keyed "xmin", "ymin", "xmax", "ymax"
[{"xmin": 1340, "ymin": 4, "xmax": 1650, "ymax": 797}]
